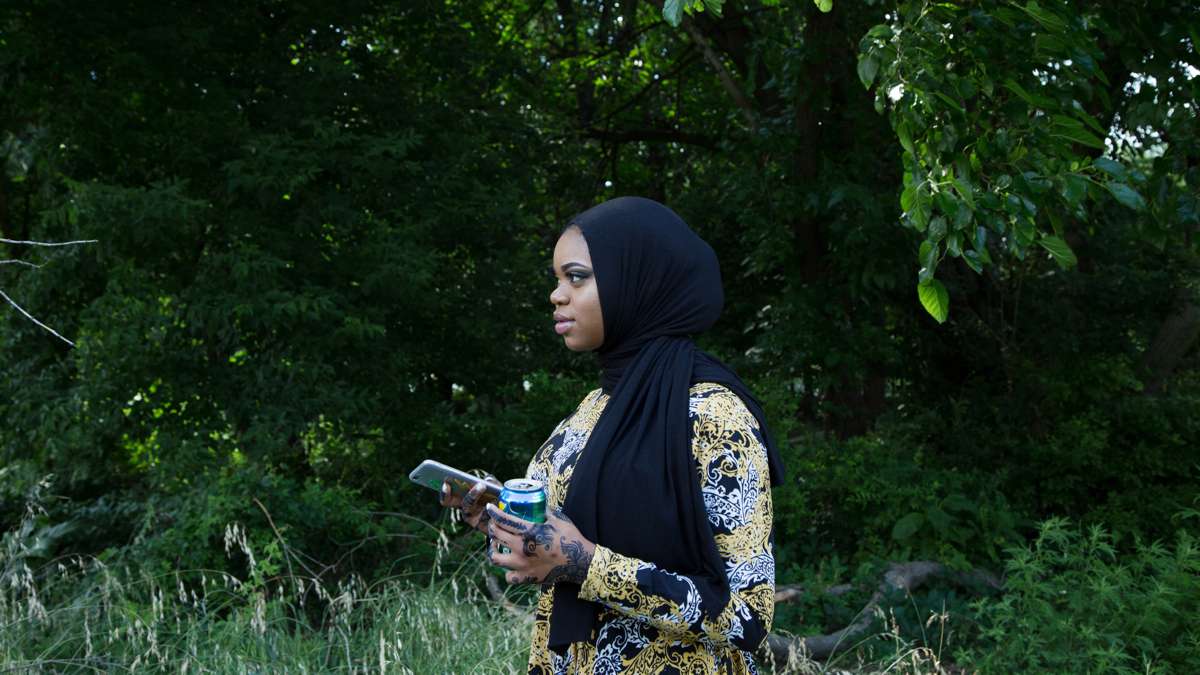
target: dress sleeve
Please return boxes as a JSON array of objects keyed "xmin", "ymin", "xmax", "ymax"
[{"xmin": 576, "ymin": 389, "xmax": 775, "ymax": 652}]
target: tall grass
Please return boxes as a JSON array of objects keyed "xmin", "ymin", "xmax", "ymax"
[
  {"xmin": 1, "ymin": 499, "xmax": 954, "ymax": 674},
  {"xmin": 1, "ymin": 508, "xmax": 530, "ymax": 673}
]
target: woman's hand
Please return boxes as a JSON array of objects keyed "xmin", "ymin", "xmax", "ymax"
[
  {"xmin": 485, "ymin": 504, "xmax": 596, "ymax": 587},
  {"xmin": 439, "ymin": 478, "xmax": 495, "ymax": 534}
]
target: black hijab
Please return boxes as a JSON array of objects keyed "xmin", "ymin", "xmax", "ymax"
[{"xmin": 548, "ymin": 196, "xmax": 786, "ymax": 652}]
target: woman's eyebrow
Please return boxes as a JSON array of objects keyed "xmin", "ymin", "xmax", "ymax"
[{"xmin": 560, "ymin": 261, "xmax": 591, "ymax": 271}]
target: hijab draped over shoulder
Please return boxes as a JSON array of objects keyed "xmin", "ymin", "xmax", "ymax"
[{"xmin": 549, "ymin": 196, "xmax": 786, "ymax": 652}]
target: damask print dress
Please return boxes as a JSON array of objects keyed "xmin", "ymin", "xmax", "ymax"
[{"xmin": 525, "ymin": 382, "xmax": 775, "ymax": 675}]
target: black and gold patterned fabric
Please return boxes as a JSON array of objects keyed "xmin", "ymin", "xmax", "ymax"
[{"xmin": 525, "ymin": 382, "xmax": 775, "ymax": 675}]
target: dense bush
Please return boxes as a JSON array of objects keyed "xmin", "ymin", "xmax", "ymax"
[{"xmin": 961, "ymin": 517, "xmax": 1200, "ymax": 673}]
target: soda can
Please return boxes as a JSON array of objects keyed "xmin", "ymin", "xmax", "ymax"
[
  {"xmin": 498, "ymin": 479, "xmax": 547, "ymax": 524},
  {"xmin": 495, "ymin": 479, "xmax": 546, "ymax": 557}
]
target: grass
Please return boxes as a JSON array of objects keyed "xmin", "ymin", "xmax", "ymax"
[
  {"xmin": 1, "ymin": 513, "xmax": 532, "ymax": 673},
  {"xmin": 1, "ymin": 508, "xmax": 953, "ymax": 674}
]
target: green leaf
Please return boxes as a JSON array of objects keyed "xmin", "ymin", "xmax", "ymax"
[
  {"xmin": 1070, "ymin": 106, "xmax": 1107, "ymax": 136},
  {"xmin": 900, "ymin": 185, "xmax": 916, "ymax": 212},
  {"xmin": 928, "ymin": 216, "xmax": 947, "ymax": 242},
  {"xmin": 944, "ymin": 494, "xmax": 978, "ymax": 514},
  {"xmin": 926, "ymin": 506, "xmax": 953, "ymax": 533},
  {"xmin": 952, "ymin": 178, "xmax": 975, "ymax": 210},
  {"xmin": 865, "ymin": 24, "xmax": 892, "ymax": 40},
  {"xmin": 912, "ymin": 188, "xmax": 931, "ymax": 232},
  {"xmin": 1093, "ymin": 157, "xmax": 1126, "ymax": 180},
  {"xmin": 663, "ymin": 0, "xmax": 684, "ymax": 26},
  {"xmin": 897, "ymin": 121, "xmax": 915, "ymax": 155},
  {"xmin": 933, "ymin": 91, "xmax": 965, "ymax": 115},
  {"xmin": 918, "ymin": 279, "xmax": 949, "ymax": 323},
  {"xmin": 1020, "ymin": 1, "xmax": 1067, "ymax": 31},
  {"xmin": 1060, "ymin": 173, "xmax": 1088, "ymax": 206},
  {"xmin": 857, "ymin": 54, "xmax": 880, "ymax": 89},
  {"xmin": 918, "ymin": 240, "xmax": 938, "ymax": 283},
  {"xmin": 1003, "ymin": 78, "xmax": 1053, "ymax": 108},
  {"xmin": 1051, "ymin": 128, "xmax": 1106, "ymax": 150},
  {"xmin": 814, "ymin": 0, "xmax": 833, "ymax": 12},
  {"xmin": 947, "ymin": 232, "xmax": 963, "ymax": 257},
  {"xmin": 963, "ymin": 249, "xmax": 984, "ymax": 273},
  {"xmin": 1002, "ymin": 78, "xmax": 1036, "ymax": 106},
  {"xmin": 1038, "ymin": 235, "xmax": 1077, "ymax": 269},
  {"xmin": 1107, "ymin": 182, "xmax": 1145, "ymax": 211},
  {"xmin": 892, "ymin": 512, "xmax": 925, "ymax": 541}
]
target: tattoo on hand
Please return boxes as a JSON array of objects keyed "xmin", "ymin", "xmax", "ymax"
[
  {"xmin": 489, "ymin": 509, "xmax": 531, "ymax": 533},
  {"xmin": 541, "ymin": 536, "xmax": 593, "ymax": 587},
  {"xmin": 521, "ymin": 522, "xmax": 557, "ymax": 557}
]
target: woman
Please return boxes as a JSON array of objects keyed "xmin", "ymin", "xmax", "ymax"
[{"xmin": 442, "ymin": 196, "xmax": 784, "ymax": 674}]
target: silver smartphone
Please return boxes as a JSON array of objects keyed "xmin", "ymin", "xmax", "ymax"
[{"xmin": 409, "ymin": 459, "xmax": 503, "ymax": 500}]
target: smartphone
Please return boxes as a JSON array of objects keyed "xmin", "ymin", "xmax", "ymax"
[{"xmin": 409, "ymin": 459, "xmax": 503, "ymax": 501}]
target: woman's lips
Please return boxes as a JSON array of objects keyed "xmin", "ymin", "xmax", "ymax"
[{"xmin": 555, "ymin": 320, "xmax": 575, "ymax": 335}]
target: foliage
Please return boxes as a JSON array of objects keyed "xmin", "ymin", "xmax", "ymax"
[
  {"xmin": 0, "ymin": 8, "xmax": 1197, "ymax": 666},
  {"xmin": 961, "ymin": 517, "xmax": 1200, "ymax": 673},
  {"xmin": 773, "ymin": 425, "xmax": 1022, "ymax": 574},
  {"xmin": 863, "ymin": 0, "xmax": 1199, "ymax": 320}
]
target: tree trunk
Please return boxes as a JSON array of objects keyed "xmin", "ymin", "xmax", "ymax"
[{"xmin": 1141, "ymin": 289, "xmax": 1200, "ymax": 395}]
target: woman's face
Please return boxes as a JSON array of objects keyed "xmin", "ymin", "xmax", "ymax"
[{"xmin": 550, "ymin": 227, "xmax": 604, "ymax": 351}]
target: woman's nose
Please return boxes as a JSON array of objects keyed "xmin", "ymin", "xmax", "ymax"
[{"xmin": 550, "ymin": 283, "xmax": 567, "ymax": 306}]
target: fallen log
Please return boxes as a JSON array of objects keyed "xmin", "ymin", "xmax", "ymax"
[
  {"xmin": 479, "ymin": 559, "xmax": 1001, "ymax": 664},
  {"xmin": 763, "ymin": 561, "xmax": 1002, "ymax": 662}
]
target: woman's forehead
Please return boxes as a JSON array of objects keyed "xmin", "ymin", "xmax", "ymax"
[{"xmin": 554, "ymin": 227, "xmax": 592, "ymax": 264}]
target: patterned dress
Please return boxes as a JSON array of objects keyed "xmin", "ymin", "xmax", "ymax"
[{"xmin": 524, "ymin": 382, "xmax": 775, "ymax": 675}]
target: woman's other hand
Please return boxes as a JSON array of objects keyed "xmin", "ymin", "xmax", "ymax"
[
  {"xmin": 485, "ymin": 504, "xmax": 596, "ymax": 587},
  {"xmin": 439, "ymin": 479, "xmax": 494, "ymax": 534}
]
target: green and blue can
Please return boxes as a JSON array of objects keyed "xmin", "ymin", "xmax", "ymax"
[{"xmin": 498, "ymin": 479, "xmax": 547, "ymax": 524}]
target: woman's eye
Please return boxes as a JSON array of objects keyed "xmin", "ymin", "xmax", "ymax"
[{"xmin": 567, "ymin": 272, "xmax": 589, "ymax": 284}]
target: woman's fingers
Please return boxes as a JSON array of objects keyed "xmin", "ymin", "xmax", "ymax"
[
  {"xmin": 439, "ymin": 481, "xmax": 462, "ymax": 507},
  {"xmin": 486, "ymin": 520, "xmax": 523, "ymax": 567},
  {"xmin": 461, "ymin": 481, "xmax": 487, "ymax": 514},
  {"xmin": 485, "ymin": 504, "xmax": 532, "ymax": 535}
]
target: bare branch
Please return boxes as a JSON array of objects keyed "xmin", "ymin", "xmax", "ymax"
[
  {"xmin": 0, "ymin": 238, "xmax": 98, "ymax": 247},
  {"xmin": 765, "ymin": 561, "xmax": 1002, "ymax": 662},
  {"xmin": 0, "ymin": 237, "xmax": 97, "ymax": 346},
  {"xmin": 0, "ymin": 259, "xmax": 44, "ymax": 269},
  {"xmin": 0, "ymin": 288, "xmax": 75, "ymax": 347}
]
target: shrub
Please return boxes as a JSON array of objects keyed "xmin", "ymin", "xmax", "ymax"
[{"xmin": 960, "ymin": 517, "xmax": 1200, "ymax": 674}]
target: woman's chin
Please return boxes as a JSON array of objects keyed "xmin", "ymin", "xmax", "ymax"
[{"xmin": 562, "ymin": 336, "xmax": 598, "ymax": 352}]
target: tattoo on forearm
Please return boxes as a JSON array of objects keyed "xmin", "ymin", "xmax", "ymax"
[{"xmin": 541, "ymin": 536, "xmax": 593, "ymax": 586}]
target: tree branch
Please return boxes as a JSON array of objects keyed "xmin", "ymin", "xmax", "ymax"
[
  {"xmin": 764, "ymin": 561, "xmax": 1002, "ymax": 662},
  {"xmin": 0, "ymin": 288, "xmax": 76, "ymax": 347},
  {"xmin": 0, "ymin": 259, "xmax": 43, "ymax": 269},
  {"xmin": 0, "ymin": 237, "xmax": 97, "ymax": 346},
  {"xmin": 1, "ymin": 238, "xmax": 99, "ymax": 247},
  {"xmin": 1141, "ymin": 288, "xmax": 1200, "ymax": 395},
  {"xmin": 681, "ymin": 17, "xmax": 757, "ymax": 132}
]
